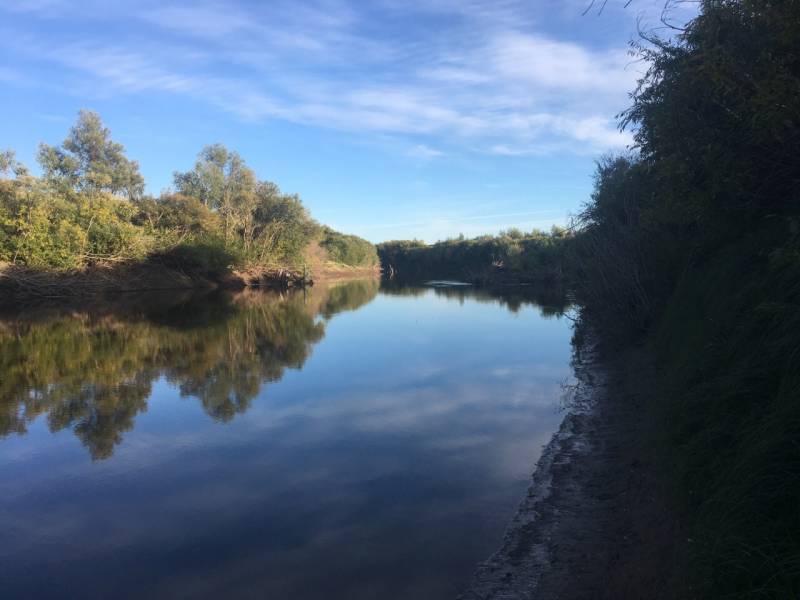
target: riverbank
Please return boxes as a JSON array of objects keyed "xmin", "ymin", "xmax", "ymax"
[
  {"xmin": 460, "ymin": 218, "xmax": 800, "ymax": 599},
  {"xmin": 0, "ymin": 260, "xmax": 379, "ymax": 304},
  {"xmin": 0, "ymin": 261, "xmax": 303, "ymax": 302},
  {"xmin": 463, "ymin": 330, "xmax": 681, "ymax": 600}
]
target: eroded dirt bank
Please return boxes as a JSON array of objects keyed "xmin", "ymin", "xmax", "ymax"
[
  {"xmin": 0, "ymin": 260, "xmax": 381, "ymax": 305},
  {"xmin": 462, "ymin": 337, "xmax": 681, "ymax": 600}
]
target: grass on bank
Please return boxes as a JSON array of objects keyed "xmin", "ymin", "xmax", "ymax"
[
  {"xmin": 565, "ymin": 0, "xmax": 800, "ymax": 594},
  {"xmin": 652, "ymin": 221, "xmax": 800, "ymax": 597}
]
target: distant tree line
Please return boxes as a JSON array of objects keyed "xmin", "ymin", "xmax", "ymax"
[
  {"xmin": 377, "ymin": 226, "xmax": 570, "ymax": 284},
  {"xmin": 0, "ymin": 111, "xmax": 378, "ymax": 273}
]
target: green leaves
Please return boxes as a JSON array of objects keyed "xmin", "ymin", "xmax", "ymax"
[
  {"xmin": 38, "ymin": 110, "xmax": 144, "ymax": 200},
  {"xmin": 320, "ymin": 227, "xmax": 379, "ymax": 268},
  {"xmin": 0, "ymin": 113, "xmax": 373, "ymax": 272}
]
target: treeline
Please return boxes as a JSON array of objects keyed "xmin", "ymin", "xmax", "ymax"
[
  {"xmin": 0, "ymin": 112, "xmax": 378, "ymax": 277},
  {"xmin": 569, "ymin": 1, "xmax": 800, "ymax": 596},
  {"xmin": 377, "ymin": 227, "xmax": 570, "ymax": 284}
]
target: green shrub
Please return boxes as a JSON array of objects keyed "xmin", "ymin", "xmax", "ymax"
[
  {"xmin": 569, "ymin": 1, "xmax": 800, "ymax": 594},
  {"xmin": 653, "ymin": 221, "xmax": 800, "ymax": 597},
  {"xmin": 149, "ymin": 238, "xmax": 240, "ymax": 274},
  {"xmin": 320, "ymin": 227, "xmax": 378, "ymax": 267},
  {"xmin": 0, "ymin": 114, "xmax": 371, "ymax": 274},
  {"xmin": 12, "ymin": 205, "xmax": 86, "ymax": 269}
]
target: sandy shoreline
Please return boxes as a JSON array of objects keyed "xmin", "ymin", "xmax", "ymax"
[{"xmin": 461, "ymin": 336, "xmax": 676, "ymax": 599}]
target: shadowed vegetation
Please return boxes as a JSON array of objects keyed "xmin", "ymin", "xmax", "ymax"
[
  {"xmin": 377, "ymin": 227, "xmax": 570, "ymax": 284},
  {"xmin": 569, "ymin": 1, "xmax": 800, "ymax": 595}
]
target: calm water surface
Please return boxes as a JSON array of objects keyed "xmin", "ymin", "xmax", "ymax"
[{"xmin": 0, "ymin": 280, "xmax": 573, "ymax": 599}]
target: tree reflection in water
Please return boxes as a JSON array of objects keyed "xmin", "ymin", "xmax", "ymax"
[
  {"xmin": 0, "ymin": 279, "xmax": 380, "ymax": 460},
  {"xmin": 380, "ymin": 280, "xmax": 570, "ymax": 317}
]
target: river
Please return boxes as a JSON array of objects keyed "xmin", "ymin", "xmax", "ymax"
[{"xmin": 0, "ymin": 279, "xmax": 574, "ymax": 599}]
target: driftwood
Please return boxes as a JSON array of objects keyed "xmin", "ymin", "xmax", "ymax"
[
  {"xmin": 0, "ymin": 260, "xmax": 314, "ymax": 305},
  {"xmin": 236, "ymin": 266, "xmax": 312, "ymax": 290},
  {"xmin": 0, "ymin": 262, "xmax": 201, "ymax": 302}
]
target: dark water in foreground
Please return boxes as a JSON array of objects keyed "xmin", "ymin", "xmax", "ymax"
[{"xmin": 0, "ymin": 280, "xmax": 573, "ymax": 599}]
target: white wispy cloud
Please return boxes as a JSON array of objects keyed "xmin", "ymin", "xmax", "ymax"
[
  {"xmin": 408, "ymin": 144, "xmax": 444, "ymax": 159},
  {"xmin": 0, "ymin": 0, "xmax": 667, "ymax": 154}
]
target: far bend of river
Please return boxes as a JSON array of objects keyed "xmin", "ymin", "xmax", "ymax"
[{"xmin": 0, "ymin": 279, "xmax": 574, "ymax": 599}]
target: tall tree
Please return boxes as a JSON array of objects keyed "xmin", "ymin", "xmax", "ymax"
[
  {"xmin": 173, "ymin": 144, "xmax": 257, "ymax": 243},
  {"xmin": 37, "ymin": 110, "xmax": 144, "ymax": 199},
  {"xmin": 250, "ymin": 182, "xmax": 316, "ymax": 261},
  {"xmin": 0, "ymin": 150, "xmax": 28, "ymax": 178}
]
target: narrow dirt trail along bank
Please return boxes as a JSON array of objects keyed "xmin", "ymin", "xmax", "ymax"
[{"xmin": 462, "ymin": 338, "xmax": 680, "ymax": 600}]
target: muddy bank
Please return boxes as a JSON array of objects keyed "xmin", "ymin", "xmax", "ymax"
[
  {"xmin": 0, "ymin": 261, "xmax": 314, "ymax": 305},
  {"xmin": 461, "ymin": 336, "xmax": 680, "ymax": 600}
]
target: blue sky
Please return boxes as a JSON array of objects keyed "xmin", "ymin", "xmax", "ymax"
[{"xmin": 0, "ymin": 0, "xmax": 696, "ymax": 243}]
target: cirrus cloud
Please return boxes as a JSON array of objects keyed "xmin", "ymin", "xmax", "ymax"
[{"xmin": 0, "ymin": 0, "xmax": 675, "ymax": 155}]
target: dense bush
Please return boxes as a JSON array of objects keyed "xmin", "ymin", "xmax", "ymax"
[
  {"xmin": 569, "ymin": 1, "xmax": 800, "ymax": 595},
  {"xmin": 147, "ymin": 238, "xmax": 239, "ymax": 275},
  {"xmin": 320, "ymin": 227, "xmax": 379, "ymax": 268},
  {"xmin": 247, "ymin": 184, "xmax": 320, "ymax": 266},
  {"xmin": 652, "ymin": 222, "xmax": 800, "ymax": 597},
  {"xmin": 572, "ymin": 0, "xmax": 800, "ymax": 341},
  {"xmin": 133, "ymin": 194, "xmax": 221, "ymax": 238},
  {"xmin": 0, "ymin": 178, "xmax": 149, "ymax": 269}
]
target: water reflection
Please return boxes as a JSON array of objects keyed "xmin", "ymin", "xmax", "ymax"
[
  {"xmin": 380, "ymin": 280, "xmax": 570, "ymax": 316},
  {"xmin": 0, "ymin": 279, "xmax": 379, "ymax": 459},
  {"xmin": 0, "ymin": 280, "xmax": 573, "ymax": 600}
]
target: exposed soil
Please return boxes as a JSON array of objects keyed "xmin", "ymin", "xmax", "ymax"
[
  {"xmin": 461, "ymin": 337, "xmax": 682, "ymax": 600},
  {"xmin": 0, "ymin": 261, "xmax": 315, "ymax": 305}
]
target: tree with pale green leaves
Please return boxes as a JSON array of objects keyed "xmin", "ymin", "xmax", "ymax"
[
  {"xmin": 0, "ymin": 150, "xmax": 28, "ymax": 179},
  {"xmin": 37, "ymin": 110, "xmax": 144, "ymax": 199},
  {"xmin": 173, "ymin": 144, "xmax": 257, "ymax": 243},
  {"xmin": 250, "ymin": 182, "xmax": 317, "ymax": 262},
  {"xmin": 173, "ymin": 145, "xmax": 322, "ymax": 262}
]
